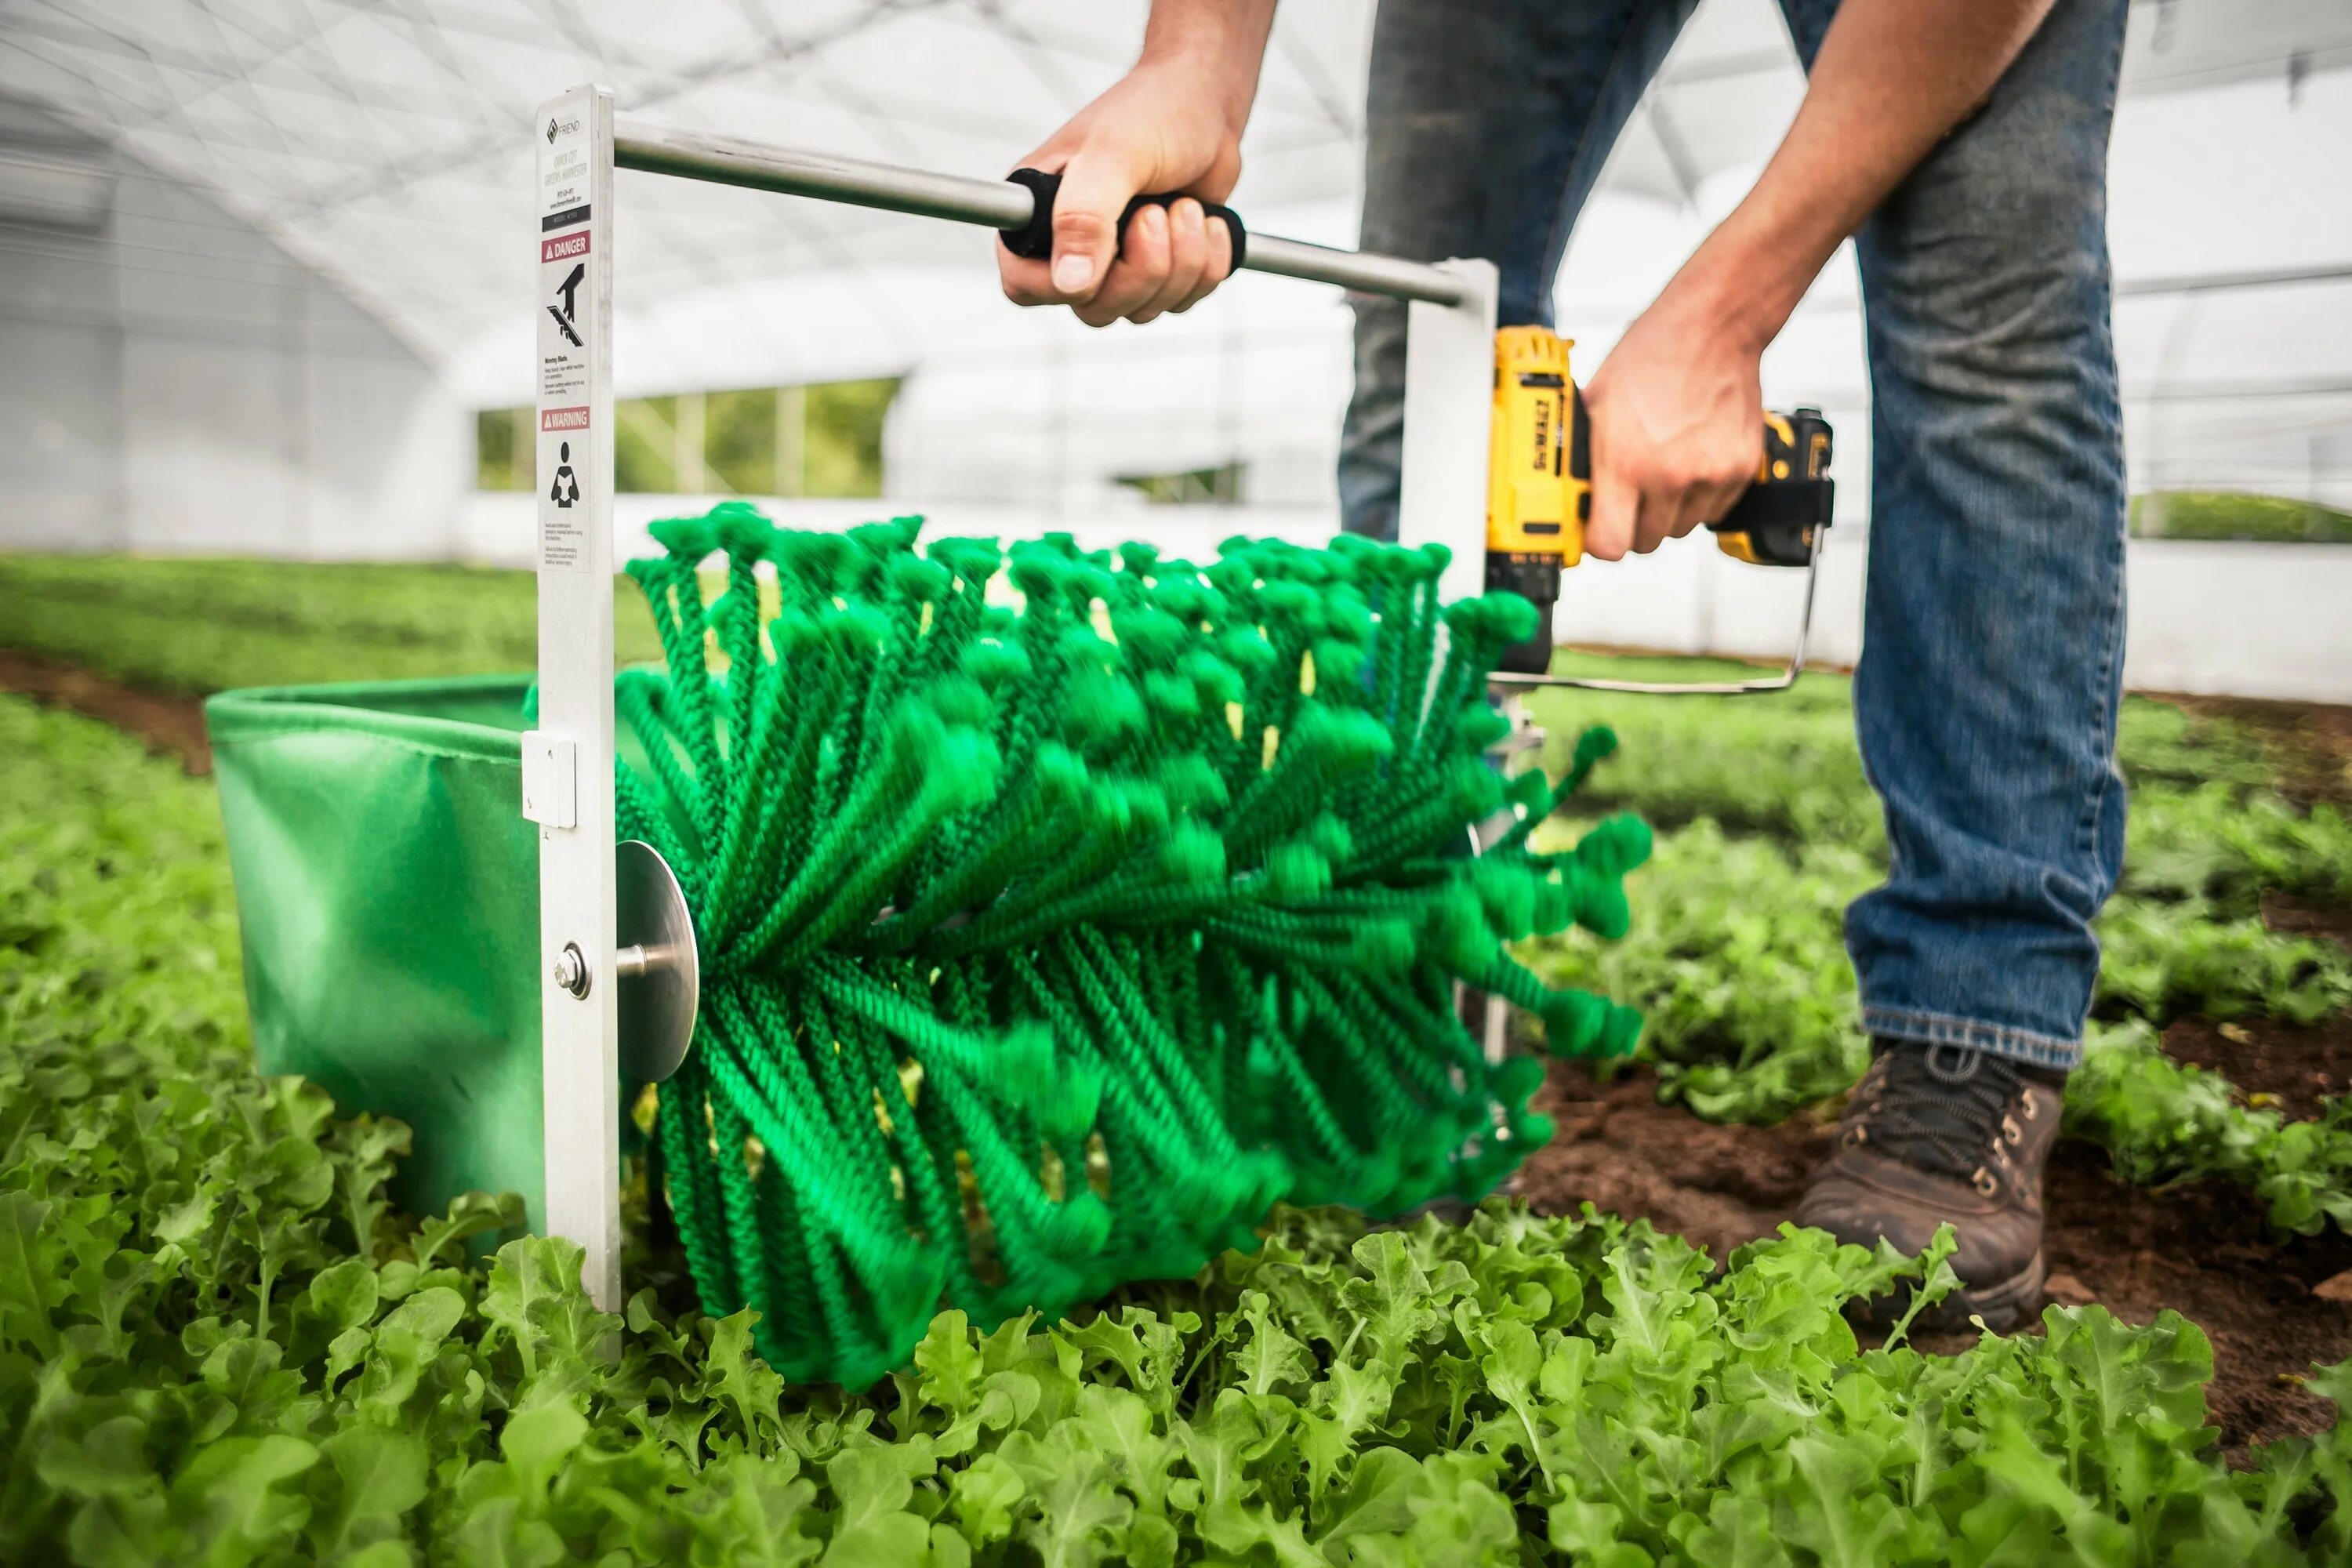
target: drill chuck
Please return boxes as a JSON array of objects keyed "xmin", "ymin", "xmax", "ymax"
[{"xmin": 1486, "ymin": 552, "xmax": 1563, "ymax": 676}]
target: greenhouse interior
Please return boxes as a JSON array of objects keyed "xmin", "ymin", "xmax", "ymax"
[{"xmin": 3, "ymin": 0, "xmax": 2351, "ymax": 1560}]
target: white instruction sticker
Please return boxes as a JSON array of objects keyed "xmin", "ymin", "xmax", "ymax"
[
  {"xmin": 535, "ymin": 105, "xmax": 595, "ymax": 573},
  {"xmin": 540, "ymin": 107, "xmax": 590, "ymax": 222}
]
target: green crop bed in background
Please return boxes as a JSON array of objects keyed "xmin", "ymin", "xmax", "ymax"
[
  {"xmin": 2131, "ymin": 490, "xmax": 2352, "ymax": 545},
  {"xmin": 0, "ymin": 553, "xmax": 663, "ymax": 694}
]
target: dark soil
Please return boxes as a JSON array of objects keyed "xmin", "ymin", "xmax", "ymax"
[
  {"xmin": 2263, "ymin": 891, "xmax": 2352, "ymax": 948},
  {"xmin": 0, "ymin": 648, "xmax": 212, "ymax": 773},
  {"xmin": 1514, "ymin": 1057, "xmax": 2352, "ymax": 1459},
  {"xmin": 2161, "ymin": 900, "xmax": 2352, "ymax": 1122},
  {"xmin": 2154, "ymin": 691, "xmax": 2352, "ymax": 806},
  {"xmin": 2162, "ymin": 1011, "xmax": 2352, "ymax": 1123}
]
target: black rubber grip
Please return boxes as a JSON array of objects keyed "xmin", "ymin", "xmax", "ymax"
[
  {"xmin": 1000, "ymin": 167, "xmax": 1247, "ymax": 273},
  {"xmin": 1710, "ymin": 478, "xmax": 1835, "ymax": 536}
]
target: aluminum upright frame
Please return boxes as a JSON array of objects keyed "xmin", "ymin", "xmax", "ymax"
[{"xmin": 522, "ymin": 84, "xmax": 1499, "ymax": 1307}]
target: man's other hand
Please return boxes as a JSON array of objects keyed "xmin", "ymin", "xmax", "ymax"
[
  {"xmin": 997, "ymin": 60, "xmax": 1244, "ymax": 327},
  {"xmin": 1581, "ymin": 291, "xmax": 1767, "ymax": 559}
]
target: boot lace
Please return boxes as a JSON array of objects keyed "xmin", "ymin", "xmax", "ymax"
[{"xmin": 1856, "ymin": 1044, "xmax": 2023, "ymax": 1181}]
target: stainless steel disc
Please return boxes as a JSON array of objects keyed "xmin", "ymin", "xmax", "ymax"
[{"xmin": 615, "ymin": 839, "xmax": 699, "ymax": 1082}]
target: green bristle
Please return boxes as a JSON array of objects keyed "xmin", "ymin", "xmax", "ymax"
[
  {"xmin": 1142, "ymin": 670, "xmax": 1203, "ymax": 724},
  {"xmin": 1470, "ymin": 856, "xmax": 1537, "ymax": 939},
  {"xmin": 1446, "ymin": 590, "xmax": 1539, "ymax": 651},
  {"xmin": 927, "ymin": 535, "xmax": 1001, "ymax": 584},
  {"xmin": 1104, "ymin": 778, "xmax": 1170, "ymax": 841},
  {"xmin": 886, "ymin": 549, "xmax": 951, "ymax": 605},
  {"xmin": 1457, "ymin": 705, "xmax": 1513, "ymax": 752},
  {"xmin": 1420, "ymin": 880, "xmax": 1496, "ymax": 975},
  {"xmin": 910, "ymin": 717, "xmax": 1000, "ymax": 816},
  {"xmin": 1300, "ymin": 705, "xmax": 1396, "ymax": 773},
  {"xmin": 1493, "ymin": 1052, "xmax": 1547, "ymax": 1111},
  {"xmin": 1562, "ymin": 724, "xmax": 1619, "ymax": 794},
  {"xmin": 1114, "ymin": 605, "xmax": 1188, "ymax": 663},
  {"xmin": 922, "ymin": 674, "xmax": 992, "ymax": 732},
  {"xmin": 1181, "ymin": 648, "xmax": 1245, "ymax": 709},
  {"xmin": 647, "ymin": 514, "xmax": 717, "ymax": 559},
  {"xmin": 1158, "ymin": 753, "xmax": 1229, "ymax": 815},
  {"xmin": 608, "ymin": 504, "xmax": 1650, "ymax": 1390},
  {"xmin": 1265, "ymin": 839, "xmax": 1330, "ymax": 901},
  {"xmin": 960, "ymin": 638, "xmax": 1029, "ymax": 690},
  {"xmin": 1033, "ymin": 740, "xmax": 1089, "ymax": 799},
  {"xmin": 1566, "ymin": 866, "xmax": 1632, "ymax": 942},
  {"xmin": 1580, "ymin": 811, "xmax": 1654, "ymax": 877},
  {"xmin": 1505, "ymin": 767, "xmax": 1552, "ymax": 815},
  {"xmin": 1149, "ymin": 576, "xmax": 1218, "ymax": 623},
  {"xmin": 713, "ymin": 503, "xmax": 774, "ymax": 562},
  {"xmin": 1449, "ymin": 754, "xmax": 1507, "ymax": 817},
  {"xmin": 1215, "ymin": 626, "xmax": 1276, "ymax": 677},
  {"xmin": 1601, "ymin": 1004, "xmax": 1644, "ymax": 1058},
  {"xmin": 1159, "ymin": 818, "xmax": 1229, "ymax": 887},
  {"xmin": 1530, "ymin": 875, "xmax": 1571, "ymax": 934},
  {"xmin": 1346, "ymin": 916, "xmax": 1417, "ymax": 975},
  {"xmin": 1301, "ymin": 811, "xmax": 1352, "ymax": 864}
]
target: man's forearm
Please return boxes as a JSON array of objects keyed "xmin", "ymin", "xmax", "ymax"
[
  {"xmin": 1141, "ymin": 0, "xmax": 1279, "ymax": 136},
  {"xmin": 1672, "ymin": 0, "xmax": 2060, "ymax": 349}
]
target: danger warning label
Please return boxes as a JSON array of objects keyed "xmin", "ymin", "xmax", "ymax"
[{"xmin": 535, "ymin": 98, "xmax": 597, "ymax": 576}]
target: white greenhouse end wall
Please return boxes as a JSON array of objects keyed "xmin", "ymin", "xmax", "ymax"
[
  {"xmin": 2119, "ymin": 542, "xmax": 2352, "ymax": 703},
  {"xmin": 0, "ymin": 100, "xmax": 466, "ymax": 562}
]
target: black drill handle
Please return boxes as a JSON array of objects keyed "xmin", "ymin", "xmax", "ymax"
[
  {"xmin": 1000, "ymin": 168, "xmax": 1248, "ymax": 272},
  {"xmin": 1709, "ymin": 407, "xmax": 1835, "ymax": 567}
]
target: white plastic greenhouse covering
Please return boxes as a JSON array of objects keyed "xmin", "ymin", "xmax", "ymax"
[{"xmin": 2, "ymin": 0, "xmax": 2347, "ymax": 695}]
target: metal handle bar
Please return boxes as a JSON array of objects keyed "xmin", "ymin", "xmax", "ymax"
[{"xmin": 612, "ymin": 123, "xmax": 1469, "ymax": 307}]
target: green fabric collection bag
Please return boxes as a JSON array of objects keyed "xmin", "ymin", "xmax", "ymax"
[{"xmin": 206, "ymin": 675, "xmax": 551, "ymax": 1225}]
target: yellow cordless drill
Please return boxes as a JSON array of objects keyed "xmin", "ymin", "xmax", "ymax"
[{"xmin": 1481, "ymin": 325, "xmax": 1835, "ymax": 686}]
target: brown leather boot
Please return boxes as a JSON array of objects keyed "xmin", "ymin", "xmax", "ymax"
[{"xmin": 1798, "ymin": 1040, "xmax": 2067, "ymax": 1330}]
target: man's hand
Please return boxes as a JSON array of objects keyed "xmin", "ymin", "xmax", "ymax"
[
  {"xmin": 997, "ymin": 1, "xmax": 1275, "ymax": 327},
  {"xmin": 1581, "ymin": 292, "xmax": 1765, "ymax": 559},
  {"xmin": 1581, "ymin": 0, "xmax": 2057, "ymax": 558}
]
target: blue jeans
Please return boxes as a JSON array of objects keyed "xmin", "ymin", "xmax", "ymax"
[{"xmin": 1340, "ymin": 0, "xmax": 2129, "ymax": 1072}]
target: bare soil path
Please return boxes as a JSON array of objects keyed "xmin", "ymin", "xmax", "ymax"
[{"xmin": 0, "ymin": 648, "xmax": 211, "ymax": 773}]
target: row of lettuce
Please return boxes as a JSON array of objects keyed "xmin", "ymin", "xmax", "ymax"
[
  {"xmin": 1522, "ymin": 670, "xmax": 2352, "ymax": 1235},
  {"xmin": 5, "ymin": 694, "xmax": 2349, "ymax": 1563}
]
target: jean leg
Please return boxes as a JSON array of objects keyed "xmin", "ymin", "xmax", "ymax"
[
  {"xmin": 1830, "ymin": 0, "xmax": 2132, "ymax": 1070},
  {"xmin": 1338, "ymin": 0, "xmax": 1699, "ymax": 541}
]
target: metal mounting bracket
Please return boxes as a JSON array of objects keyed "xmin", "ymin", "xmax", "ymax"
[{"xmin": 520, "ymin": 732, "xmax": 578, "ymax": 828}]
